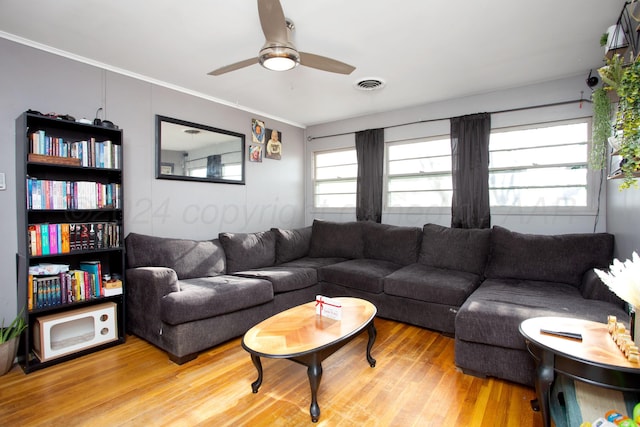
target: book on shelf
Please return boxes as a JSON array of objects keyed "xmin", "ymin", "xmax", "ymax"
[
  {"xmin": 29, "ymin": 130, "xmax": 121, "ymax": 169},
  {"xmin": 79, "ymin": 261, "xmax": 103, "ymax": 299},
  {"xmin": 26, "ymin": 177, "xmax": 121, "ymax": 210},
  {"xmin": 28, "ymin": 261, "xmax": 116, "ymax": 310},
  {"xmin": 28, "ymin": 222, "xmax": 121, "ymax": 256}
]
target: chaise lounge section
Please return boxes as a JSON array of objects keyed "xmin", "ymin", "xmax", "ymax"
[
  {"xmin": 124, "ymin": 220, "xmax": 628, "ymax": 386},
  {"xmin": 454, "ymin": 226, "xmax": 628, "ymax": 385}
]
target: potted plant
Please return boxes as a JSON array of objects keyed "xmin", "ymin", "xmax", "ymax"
[
  {"xmin": 597, "ymin": 53, "xmax": 640, "ymax": 189},
  {"xmin": 599, "ymin": 53, "xmax": 625, "ymax": 93},
  {"xmin": 604, "ymin": 24, "xmax": 628, "ymax": 59},
  {"xmin": 0, "ymin": 309, "xmax": 27, "ymax": 375}
]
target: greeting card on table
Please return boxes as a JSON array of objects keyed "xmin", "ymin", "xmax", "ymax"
[{"xmin": 315, "ymin": 295, "xmax": 342, "ymax": 320}]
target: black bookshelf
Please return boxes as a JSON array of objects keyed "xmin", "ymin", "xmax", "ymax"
[{"xmin": 15, "ymin": 112, "xmax": 126, "ymax": 373}]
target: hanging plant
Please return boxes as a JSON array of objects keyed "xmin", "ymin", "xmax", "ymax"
[
  {"xmin": 615, "ymin": 55, "xmax": 640, "ymax": 189},
  {"xmin": 590, "ymin": 87, "xmax": 612, "ymax": 170}
]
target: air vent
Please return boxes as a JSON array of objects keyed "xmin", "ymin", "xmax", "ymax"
[{"xmin": 354, "ymin": 78, "xmax": 385, "ymax": 91}]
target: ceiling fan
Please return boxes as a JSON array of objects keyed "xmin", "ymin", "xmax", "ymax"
[{"xmin": 208, "ymin": 0, "xmax": 355, "ymax": 76}]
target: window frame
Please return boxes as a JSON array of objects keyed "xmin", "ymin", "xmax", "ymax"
[
  {"xmin": 311, "ymin": 147, "xmax": 358, "ymax": 211},
  {"xmin": 384, "ymin": 135, "xmax": 453, "ymax": 215},
  {"xmin": 382, "ymin": 117, "xmax": 599, "ymax": 216},
  {"xmin": 488, "ymin": 117, "xmax": 598, "ymax": 216}
]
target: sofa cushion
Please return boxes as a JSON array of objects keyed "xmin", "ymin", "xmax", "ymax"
[
  {"xmin": 319, "ymin": 259, "xmax": 402, "ymax": 294},
  {"xmin": 279, "ymin": 256, "xmax": 348, "ymax": 269},
  {"xmin": 161, "ymin": 275, "xmax": 273, "ymax": 325},
  {"xmin": 418, "ymin": 224, "xmax": 491, "ymax": 276},
  {"xmin": 309, "ymin": 220, "xmax": 364, "ymax": 259},
  {"xmin": 272, "ymin": 226, "xmax": 312, "ymax": 264},
  {"xmin": 231, "ymin": 266, "xmax": 317, "ymax": 293},
  {"xmin": 125, "ymin": 232, "xmax": 225, "ymax": 280},
  {"xmin": 580, "ymin": 269, "xmax": 625, "ymax": 308},
  {"xmin": 455, "ymin": 278, "xmax": 629, "ymax": 350},
  {"xmin": 484, "ymin": 226, "xmax": 614, "ymax": 287},
  {"xmin": 384, "ymin": 263, "xmax": 481, "ymax": 306},
  {"xmin": 361, "ymin": 222, "xmax": 421, "ymax": 266},
  {"xmin": 219, "ymin": 230, "xmax": 276, "ymax": 273}
]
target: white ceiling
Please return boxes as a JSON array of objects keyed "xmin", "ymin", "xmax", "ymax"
[{"xmin": 0, "ymin": 0, "xmax": 627, "ymax": 128}]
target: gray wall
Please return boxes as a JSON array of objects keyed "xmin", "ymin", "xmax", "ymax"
[
  {"xmin": 0, "ymin": 38, "xmax": 306, "ymax": 321},
  {"xmin": 607, "ymin": 181, "xmax": 640, "ymax": 259}
]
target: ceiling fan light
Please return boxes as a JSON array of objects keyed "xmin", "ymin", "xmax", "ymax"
[{"xmin": 259, "ymin": 46, "xmax": 300, "ymax": 71}]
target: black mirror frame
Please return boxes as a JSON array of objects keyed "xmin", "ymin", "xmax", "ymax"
[{"xmin": 155, "ymin": 115, "xmax": 246, "ymax": 185}]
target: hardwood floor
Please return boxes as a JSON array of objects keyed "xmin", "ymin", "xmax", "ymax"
[{"xmin": 0, "ymin": 319, "xmax": 542, "ymax": 426}]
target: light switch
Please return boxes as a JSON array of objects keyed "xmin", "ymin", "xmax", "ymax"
[{"xmin": 0, "ymin": 173, "xmax": 5, "ymax": 190}]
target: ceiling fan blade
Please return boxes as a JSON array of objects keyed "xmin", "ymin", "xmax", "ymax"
[
  {"xmin": 208, "ymin": 57, "xmax": 259, "ymax": 76},
  {"xmin": 258, "ymin": 0, "xmax": 288, "ymax": 44},
  {"xmin": 299, "ymin": 52, "xmax": 356, "ymax": 75}
]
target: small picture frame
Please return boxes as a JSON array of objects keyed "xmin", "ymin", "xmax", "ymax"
[
  {"xmin": 160, "ymin": 162, "xmax": 174, "ymax": 174},
  {"xmin": 249, "ymin": 145, "xmax": 262, "ymax": 162},
  {"xmin": 252, "ymin": 119, "xmax": 265, "ymax": 144},
  {"xmin": 265, "ymin": 128, "xmax": 282, "ymax": 160}
]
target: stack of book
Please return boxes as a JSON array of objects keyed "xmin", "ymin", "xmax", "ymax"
[
  {"xmin": 26, "ymin": 178, "xmax": 121, "ymax": 210},
  {"xmin": 27, "ymin": 261, "xmax": 118, "ymax": 310},
  {"xmin": 27, "ymin": 222, "xmax": 121, "ymax": 256},
  {"xmin": 29, "ymin": 130, "xmax": 121, "ymax": 169}
]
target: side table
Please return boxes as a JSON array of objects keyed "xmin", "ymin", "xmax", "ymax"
[{"xmin": 520, "ymin": 316, "xmax": 640, "ymax": 427}]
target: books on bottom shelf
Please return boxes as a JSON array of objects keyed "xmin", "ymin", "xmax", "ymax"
[{"xmin": 28, "ymin": 262, "xmax": 122, "ymax": 310}]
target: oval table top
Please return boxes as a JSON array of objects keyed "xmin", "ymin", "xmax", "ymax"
[
  {"xmin": 242, "ymin": 297, "xmax": 376, "ymax": 358},
  {"xmin": 520, "ymin": 316, "xmax": 640, "ymax": 372}
]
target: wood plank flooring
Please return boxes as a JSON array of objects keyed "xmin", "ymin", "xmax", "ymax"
[{"xmin": 0, "ymin": 319, "xmax": 542, "ymax": 426}]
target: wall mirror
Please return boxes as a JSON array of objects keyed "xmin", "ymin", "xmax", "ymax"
[{"xmin": 156, "ymin": 115, "xmax": 245, "ymax": 185}]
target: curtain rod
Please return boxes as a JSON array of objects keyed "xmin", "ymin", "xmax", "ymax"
[{"xmin": 306, "ymin": 98, "xmax": 592, "ymax": 141}]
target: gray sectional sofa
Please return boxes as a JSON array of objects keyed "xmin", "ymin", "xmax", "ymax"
[{"xmin": 124, "ymin": 220, "xmax": 628, "ymax": 386}]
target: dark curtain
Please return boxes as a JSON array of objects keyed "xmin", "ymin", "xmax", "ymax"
[
  {"xmin": 206, "ymin": 155, "xmax": 222, "ymax": 178},
  {"xmin": 355, "ymin": 128, "xmax": 384, "ymax": 223},
  {"xmin": 450, "ymin": 113, "xmax": 491, "ymax": 229}
]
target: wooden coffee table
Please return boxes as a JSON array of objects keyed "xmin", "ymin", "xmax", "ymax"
[
  {"xmin": 520, "ymin": 316, "xmax": 640, "ymax": 427},
  {"xmin": 242, "ymin": 297, "xmax": 377, "ymax": 422}
]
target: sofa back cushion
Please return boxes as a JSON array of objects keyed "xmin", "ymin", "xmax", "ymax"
[
  {"xmin": 361, "ymin": 222, "xmax": 421, "ymax": 265},
  {"xmin": 218, "ymin": 230, "xmax": 276, "ymax": 273},
  {"xmin": 485, "ymin": 225, "xmax": 614, "ymax": 287},
  {"xmin": 125, "ymin": 232, "xmax": 225, "ymax": 280},
  {"xmin": 272, "ymin": 226, "xmax": 312, "ymax": 264},
  {"xmin": 418, "ymin": 224, "xmax": 491, "ymax": 275},
  {"xmin": 309, "ymin": 220, "xmax": 364, "ymax": 259}
]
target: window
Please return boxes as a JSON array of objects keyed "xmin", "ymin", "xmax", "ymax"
[
  {"xmin": 186, "ymin": 153, "xmax": 242, "ymax": 180},
  {"xmin": 489, "ymin": 120, "xmax": 591, "ymax": 208},
  {"xmin": 386, "ymin": 137, "xmax": 452, "ymax": 208},
  {"xmin": 384, "ymin": 119, "xmax": 593, "ymax": 211},
  {"xmin": 313, "ymin": 149, "xmax": 357, "ymax": 208}
]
